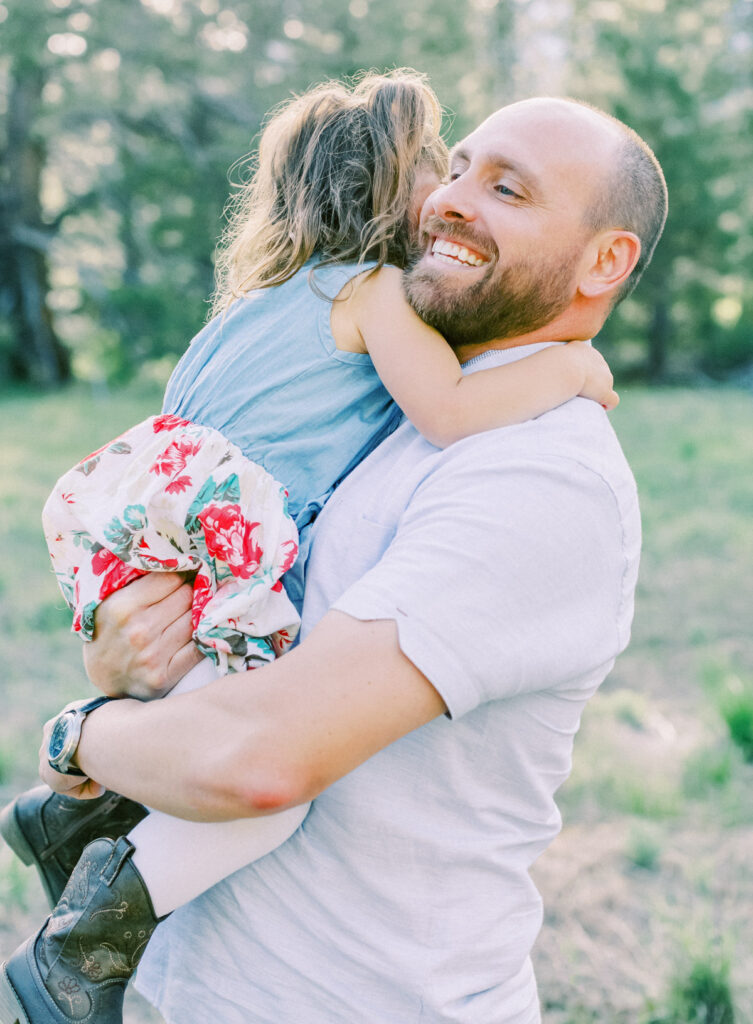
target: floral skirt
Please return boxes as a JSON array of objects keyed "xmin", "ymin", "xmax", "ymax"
[{"xmin": 43, "ymin": 414, "xmax": 300, "ymax": 674}]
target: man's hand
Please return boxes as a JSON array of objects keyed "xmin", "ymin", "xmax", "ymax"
[
  {"xmin": 38, "ymin": 712, "xmax": 105, "ymax": 800},
  {"xmin": 84, "ymin": 573, "xmax": 201, "ymax": 699}
]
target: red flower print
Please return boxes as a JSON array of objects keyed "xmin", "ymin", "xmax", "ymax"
[
  {"xmin": 72, "ymin": 578, "xmax": 82, "ymax": 632},
  {"xmin": 272, "ymin": 628, "xmax": 295, "ymax": 655},
  {"xmin": 277, "ymin": 539, "xmax": 298, "ymax": 575},
  {"xmin": 152, "ymin": 414, "xmax": 191, "ymax": 433},
  {"xmin": 91, "ymin": 548, "xmax": 118, "ymax": 576},
  {"xmin": 60, "ymin": 492, "xmax": 75, "ymax": 504},
  {"xmin": 165, "ymin": 475, "xmax": 193, "ymax": 495},
  {"xmin": 191, "ymin": 573, "xmax": 213, "ymax": 629},
  {"xmin": 198, "ymin": 504, "xmax": 262, "ymax": 579},
  {"xmin": 91, "ymin": 548, "xmax": 146, "ymax": 601},
  {"xmin": 139, "ymin": 555, "xmax": 180, "ymax": 571},
  {"xmin": 149, "ymin": 439, "xmax": 202, "ymax": 478}
]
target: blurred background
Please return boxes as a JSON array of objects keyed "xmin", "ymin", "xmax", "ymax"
[
  {"xmin": 2, "ymin": 0, "xmax": 753, "ymax": 388},
  {"xmin": 1, "ymin": 0, "xmax": 751, "ymax": 1021}
]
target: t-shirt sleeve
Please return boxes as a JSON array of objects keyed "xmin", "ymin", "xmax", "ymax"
[{"xmin": 332, "ymin": 439, "xmax": 632, "ymax": 719}]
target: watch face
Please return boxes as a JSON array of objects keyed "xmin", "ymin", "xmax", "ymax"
[{"xmin": 48, "ymin": 715, "xmax": 71, "ymax": 761}]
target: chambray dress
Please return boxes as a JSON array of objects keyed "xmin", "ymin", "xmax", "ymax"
[
  {"xmin": 43, "ymin": 261, "xmax": 401, "ymax": 670},
  {"xmin": 162, "ymin": 261, "xmax": 401, "ymax": 611}
]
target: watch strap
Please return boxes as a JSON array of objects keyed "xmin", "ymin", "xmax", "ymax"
[
  {"xmin": 77, "ymin": 695, "xmax": 114, "ymax": 715},
  {"xmin": 49, "ymin": 695, "xmax": 114, "ymax": 775}
]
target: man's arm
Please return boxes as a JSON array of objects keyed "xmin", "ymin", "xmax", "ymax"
[
  {"xmin": 41, "ymin": 604, "xmax": 446, "ymax": 821},
  {"xmin": 48, "ymin": 423, "xmax": 633, "ymax": 821}
]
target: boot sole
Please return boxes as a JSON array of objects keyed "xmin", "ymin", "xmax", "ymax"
[{"xmin": 0, "ymin": 965, "xmax": 29, "ymax": 1024}]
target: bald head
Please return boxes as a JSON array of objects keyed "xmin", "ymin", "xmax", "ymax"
[
  {"xmin": 483, "ymin": 97, "xmax": 625, "ymax": 161},
  {"xmin": 483, "ymin": 98, "xmax": 667, "ymax": 302}
]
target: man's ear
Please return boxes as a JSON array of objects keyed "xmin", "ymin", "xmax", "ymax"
[{"xmin": 577, "ymin": 230, "xmax": 641, "ymax": 299}]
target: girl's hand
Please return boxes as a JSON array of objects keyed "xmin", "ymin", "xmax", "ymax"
[{"xmin": 571, "ymin": 342, "xmax": 619, "ymax": 411}]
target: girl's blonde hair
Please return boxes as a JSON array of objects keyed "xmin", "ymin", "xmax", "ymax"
[{"xmin": 211, "ymin": 69, "xmax": 447, "ymax": 315}]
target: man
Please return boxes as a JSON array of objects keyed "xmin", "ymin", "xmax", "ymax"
[{"xmin": 19, "ymin": 98, "xmax": 667, "ymax": 1023}]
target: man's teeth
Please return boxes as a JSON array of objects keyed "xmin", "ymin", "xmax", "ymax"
[{"xmin": 431, "ymin": 239, "xmax": 487, "ymax": 267}]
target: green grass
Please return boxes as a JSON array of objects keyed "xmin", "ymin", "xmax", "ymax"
[
  {"xmin": 645, "ymin": 951, "xmax": 736, "ymax": 1024},
  {"xmin": 668, "ymin": 960, "xmax": 735, "ymax": 1024},
  {"xmin": 609, "ymin": 388, "xmax": 753, "ymax": 674},
  {"xmin": 0, "ymin": 381, "xmax": 164, "ymax": 793},
  {"xmin": 0, "ymin": 380, "xmax": 167, "ymax": 1024},
  {"xmin": 682, "ymin": 743, "xmax": 734, "ymax": 797},
  {"xmin": 534, "ymin": 386, "xmax": 753, "ymax": 1022},
  {"xmin": 701, "ymin": 661, "xmax": 753, "ymax": 762},
  {"xmin": 718, "ymin": 685, "xmax": 753, "ymax": 763},
  {"xmin": 625, "ymin": 824, "xmax": 663, "ymax": 871}
]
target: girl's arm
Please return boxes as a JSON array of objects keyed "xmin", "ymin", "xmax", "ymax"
[{"xmin": 345, "ymin": 266, "xmax": 617, "ymax": 449}]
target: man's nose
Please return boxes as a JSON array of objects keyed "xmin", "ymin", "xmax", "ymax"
[{"xmin": 425, "ymin": 177, "xmax": 478, "ymax": 223}]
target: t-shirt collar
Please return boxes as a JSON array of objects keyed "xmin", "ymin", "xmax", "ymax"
[{"xmin": 461, "ymin": 340, "xmax": 591, "ymax": 375}]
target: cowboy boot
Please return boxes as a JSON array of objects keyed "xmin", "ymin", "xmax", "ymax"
[
  {"xmin": 0, "ymin": 836, "xmax": 164, "ymax": 1024},
  {"xmin": 0, "ymin": 786, "xmax": 147, "ymax": 908}
]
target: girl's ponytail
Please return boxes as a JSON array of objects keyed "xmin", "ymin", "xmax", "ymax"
[{"xmin": 212, "ymin": 70, "xmax": 447, "ymax": 315}]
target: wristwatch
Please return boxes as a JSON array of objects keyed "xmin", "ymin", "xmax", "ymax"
[{"xmin": 47, "ymin": 696, "xmax": 113, "ymax": 776}]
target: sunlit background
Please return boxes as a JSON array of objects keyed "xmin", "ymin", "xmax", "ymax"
[
  {"xmin": 1, "ymin": 0, "xmax": 752, "ymax": 388},
  {"xmin": 1, "ymin": 2, "xmax": 752, "ymax": 1022}
]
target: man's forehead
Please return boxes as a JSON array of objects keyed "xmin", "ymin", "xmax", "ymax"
[
  {"xmin": 455, "ymin": 99, "xmax": 620, "ymax": 181},
  {"xmin": 449, "ymin": 141, "xmax": 544, "ymax": 194}
]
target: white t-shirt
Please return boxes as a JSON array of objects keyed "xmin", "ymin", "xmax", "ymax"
[{"xmin": 136, "ymin": 344, "xmax": 641, "ymax": 1024}]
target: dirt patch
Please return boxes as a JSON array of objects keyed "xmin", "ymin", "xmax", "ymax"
[{"xmin": 532, "ymin": 821, "xmax": 753, "ymax": 1022}]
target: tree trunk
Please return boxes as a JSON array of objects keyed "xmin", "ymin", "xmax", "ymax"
[
  {"xmin": 1, "ymin": 66, "xmax": 70, "ymax": 386},
  {"xmin": 646, "ymin": 298, "xmax": 671, "ymax": 380}
]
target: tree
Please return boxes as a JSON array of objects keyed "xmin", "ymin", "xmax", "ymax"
[
  {"xmin": 566, "ymin": 0, "xmax": 753, "ymax": 380},
  {"xmin": 0, "ymin": 1, "xmax": 71, "ymax": 385},
  {"xmin": 11, "ymin": 0, "xmax": 751, "ymax": 385}
]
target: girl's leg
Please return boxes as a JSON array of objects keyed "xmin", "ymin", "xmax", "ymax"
[
  {"xmin": 129, "ymin": 804, "xmax": 308, "ymax": 918},
  {"xmin": 127, "ymin": 656, "xmax": 308, "ymax": 918}
]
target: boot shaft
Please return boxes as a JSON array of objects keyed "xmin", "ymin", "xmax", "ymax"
[
  {"xmin": 4, "ymin": 836, "xmax": 163, "ymax": 1023},
  {"xmin": 43, "ymin": 837, "xmax": 160, "ymax": 981}
]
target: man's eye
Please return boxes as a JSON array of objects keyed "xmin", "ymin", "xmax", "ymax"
[
  {"xmin": 495, "ymin": 183, "xmax": 520, "ymax": 198},
  {"xmin": 448, "ymin": 171, "xmax": 462, "ymax": 181}
]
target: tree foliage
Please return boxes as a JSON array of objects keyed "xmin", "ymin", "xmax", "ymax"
[
  {"xmin": 1, "ymin": 0, "xmax": 751, "ymax": 386},
  {"xmin": 567, "ymin": 0, "xmax": 753, "ymax": 379}
]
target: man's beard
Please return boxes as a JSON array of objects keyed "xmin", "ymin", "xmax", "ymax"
[{"xmin": 403, "ymin": 221, "xmax": 584, "ymax": 349}]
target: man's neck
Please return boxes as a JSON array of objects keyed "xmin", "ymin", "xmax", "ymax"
[
  {"xmin": 453, "ymin": 328, "xmax": 576, "ymax": 364},
  {"xmin": 452, "ymin": 301, "xmax": 600, "ymax": 364}
]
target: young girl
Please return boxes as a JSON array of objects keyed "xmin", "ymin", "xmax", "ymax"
[{"xmin": 0, "ymin": 71, "xmax": 616, "ymax": 1024}]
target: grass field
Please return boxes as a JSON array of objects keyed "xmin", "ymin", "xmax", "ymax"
[{"xmin": 1, "ymin": 382, "xmax": 751, "ymax": 1023}]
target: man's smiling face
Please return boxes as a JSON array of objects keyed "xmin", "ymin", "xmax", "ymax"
[{"xmin": 403, "ymin": 99, "xmax": 621, "ymax": 350}]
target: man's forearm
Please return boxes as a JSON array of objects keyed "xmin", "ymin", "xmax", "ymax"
[
  {"xmin": 67, "ymin": 612, "xmax": 445, "ymax": 821},
  {"xmin": 74, "ymin": 680, "xmax": 283, "ymax": 821}
]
